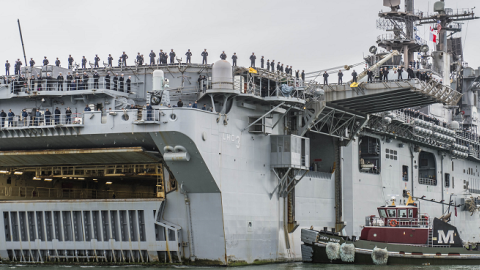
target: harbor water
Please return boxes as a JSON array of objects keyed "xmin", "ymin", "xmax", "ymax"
[{"xmin": 1, "ymin": 263, "xmax": 480, "ymax": 269}]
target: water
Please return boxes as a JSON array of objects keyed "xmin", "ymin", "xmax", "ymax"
[{"xmin": 0, "ymin": 263, "xmax": 479, "ymax": 270}]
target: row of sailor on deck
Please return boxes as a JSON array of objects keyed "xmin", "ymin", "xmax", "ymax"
[
  {"xmin": 2, "ymin": 72, "xmax": 133, "ymax": 93},
  {"xmin": 0, "ymin": 107, "xmax": 75, "ymax": 127},
  {"xmin": 4, "ymin": 49, "xmax": 303, "ymax": 71}
]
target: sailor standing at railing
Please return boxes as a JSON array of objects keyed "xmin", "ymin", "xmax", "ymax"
[
  {"xmin": 136, "ymin": 53, "xmax": 142, "ymax": 65},
  {"xmin": 43, "ymin": 57, "xmax": 49, "ymax": 66},
  {"xmin": 45, "ymin": 109, "xmax": 52, "ymax": 125},
  {"xmin": 323, "ymin": 71, "xmax": 329, "ymax": 85},
  {"xmin": 93, "ymin": 71, "xmax": 99, "ymax": 89},
  {"xmin": 0, "ymin": 110, "xmax": 6, "ymax": 127},
  {"xmin": 35, "ymin": 74, "xmax": 42, "ymax": 91},
  {"xmin": 46, "ymin": 73, "xmax": 53, "ymax": 91},
  {"xmin": 113, "ymin": 74, "xmax": 118, "ymax": 91},
  {"xmin": 21, "ymin": 109, "xmax": 28, "ymax": 127},
  {"xmin": 201, "ymin": 49, "xmax": 208, "ymax": 65},
  {"xmin": 83, "ymin": 72, "xmax": 89, "ymax": 90},
  {"xmin": 105, "ymin": 72, "xmax": 110, "ymax": 90},
  {"xmin": 57, "ymin": 73, "xmax": 64, "ymax": 91},
  {"xmin": 54, "ymin": 107, "xmax": 60, "ymax": 125},
  {"xmin": 149, "ymin": 50, "xmax": 156, "ymax": 65},
  {"xmin": 65, "ymin": 107, "xmax": 72, "ymax": 124},
  {"xmin": 7, "ymin": 109, "xmax": 15, "ymax": 127},
  {"xmin": 397, "ymin": 66, "xmax": 403, "ymax": 80},
  {"xmin": 169, "ymin": 49, "xmax": 176, "ymax": 64},
  {"xmin": 84, "ymin": 105, "xmax": 91, "ymax": 112},
  {"xmin": 121, "ymin": 52, "xmax": 128, "ymax": 66},
  {"xmin": 29, "ymin": 58, "xmax": 35, "ymax": 67},
  {"xmin": 185, "ymin": 49, "xmax": 192, "ymax": 64},
  {"xmin": 271, "ymin": 60, "xmax": 275, "ymax": 72},
  {"xmin": 107, "ymin": 54, "xmax": 113, "ymax": 67},
  {"xmin": 55, "ymin": 58, "xmax": 60, "ymax": 67},
  {"xmin": 94, "ymin": 55, "xmax": 100, "ymax": 68},
  {"xmin": 68, "ymin": 55, "xmax": 74, "ymax": 69},
  {"xmin": 126, "ymin": 76, "xmax": 131, "ymax": 93},
  {"xmin": 249, "ymin": 52, "xmax": 256, "ymax": 68},
  {"xmin": 232, "ymin": 53, "xmax": 238, "ymax": 66},
  {"xmin": 261, "ymin": 56, "xmax": 264, "ymax": 69},
  {"xmin": 383, "ymin": 67, "xmax": 389, "ymax": 82},
  {"xmin": 81, "ymin": 56, "xmax": 87, "ymax": 69},
  {"xmin": 5, "ymin": 61, "xmax": 10, "ymax": 76},
  {"xmin": 14, "ymin": 59, "xmax": 22, "ymax": 75},
  {"xmin": 367, "ymin": 69, "xmax": 373, "ymax": 83},
  {"xmin": 119, "ymin": 74, "xmax": 124, "ymax": 92}
]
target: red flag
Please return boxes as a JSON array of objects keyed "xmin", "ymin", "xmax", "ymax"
[{"xmin": 430, "ymin": 32, "xmax": 437, "ymax": 43}]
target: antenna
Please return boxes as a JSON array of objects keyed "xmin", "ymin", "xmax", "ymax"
[{"xmin": 17, "ymin": 19, "xmax": 27, "ymax": 70}]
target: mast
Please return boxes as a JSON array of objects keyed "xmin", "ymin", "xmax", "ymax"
[{"xmin": 17, "ymin": 19, "xmax": 29, "ymax": 84}]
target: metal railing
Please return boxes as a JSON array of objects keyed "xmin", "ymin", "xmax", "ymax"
[
  {"xmin": 0, "ymin": 113, "xmax": 84, "ymax": 128},
  {"xmin": 0, "ymin": 186, "xmax": 155, "ymax": 199},
  {"xmin": 365, "ymin": 216, "xmax": 430, "ymax": 228},
  {"xmin": 2, "ymin": 78, "xmax": 136, "ymax": 93},
  {"xmin": 419, "ymin": 177, "xmax": 437, "ymax": 186},
  {"xmin": 377, "ymin": 33, "xmax": 427, "ymax": 45}
]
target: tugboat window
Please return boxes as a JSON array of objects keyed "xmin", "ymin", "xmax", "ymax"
[
  {"xmin": 398, "ymin": 209, "xmax": 407, "ymax": 218},
  {"xmin": 359, "ymin": 136, "xmax": 380, "ymax": 174},
  {"xmin": 379, "ymin": 209, "xmax": 387, "ymax": 218},
  {"xmin": 408, "ymin": 209, "xmax": 413, "ymax": 218},
  {"xmin": 387, "ymin": 209, "xmax": 396, "ymax": 217}
]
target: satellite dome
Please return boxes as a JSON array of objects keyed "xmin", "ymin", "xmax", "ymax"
[{"xmin": 212, "ymin": 60, "xmax": 233, "ymax": 90}]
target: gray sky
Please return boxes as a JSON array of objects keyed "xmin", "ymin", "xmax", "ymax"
[{"xmin": 1, "ymin": 0, "xmax": 479, "ymax": 76}]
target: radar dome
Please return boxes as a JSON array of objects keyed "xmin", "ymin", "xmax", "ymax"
[
  {"xmin": 153, "ymin": 70, "xmax": 164, "ymax": 91},
  {"xmin": 212, "ymin": 60, "xmax": 233, "ymax": 90}
]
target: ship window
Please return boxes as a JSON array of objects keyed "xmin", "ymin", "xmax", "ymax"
[
  {"xmin": 398, "ymin": 209, "xmax": 407, "ymax": 218},
  {"xmin": 387, "ymin": 209, "xmax": 396, "ymax": 217},
  {"xmin": 359, "ymin": 136, "xmax": 380, "ymax": 174},
  {"xmin": 402, "ymin": 166, "xmax": 408, "ymax": 181},
  {"xmin": 408, "ymin": 209, "xmax": 413, "ymax": 218},
  {"xmin": 452, "ymin": 177, "xmax": 455, "ymax": 189},
  {"xmin": 390, "ymin": 150, "xmax": 394, "ymax": 154},
  {"xmin": 378, "ymin": 209, "xmax": 387, "ymax": 218},
  {"xmin": 445, "ymin": 173, "xmax": 450, "ymax": 188},
  {"xmin": 386, "ymin": 149, "xmax": 389, "ymax": 153}
]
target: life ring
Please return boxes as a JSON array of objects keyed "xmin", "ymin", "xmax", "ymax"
[{"xmin": 389, "ymin": 220, "xmax": 398, "ymax": 227}]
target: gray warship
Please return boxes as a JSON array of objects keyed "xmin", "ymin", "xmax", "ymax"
[{"xmin": 0, "ymin": 0, "xmax": 478, "ymax": 266}]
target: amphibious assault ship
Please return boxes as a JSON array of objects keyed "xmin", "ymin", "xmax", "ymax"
[{"xmin": 0, "ymin": 0, "xmax": 478, "ymax": 266}]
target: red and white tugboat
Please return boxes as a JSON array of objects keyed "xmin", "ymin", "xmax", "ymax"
[{"xmin": 301, "ymin": 195, "xmax": 480, "ymax": 265}]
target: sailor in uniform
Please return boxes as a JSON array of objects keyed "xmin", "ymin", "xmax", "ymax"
[
  {"xmin": 66, "ymin": 72, "xmax": 73, "ymax": 91},
  {"xmin": 113, "ymin": 73, "xmax": 118, "ymax": 91},
  {"xmin": 57, "ymin": 72, "xmax": 64, "ymax": 91},
  {"xmin": 323, "ymin": 71, "xmax": 329, "ymax": 85},
  {"xmin": 126, "ymin": 76, "xmax": 131, "ymax": 93},
  {"xmin": 249, "ymin": 53, "xmax": 256, "ymax": 68},
  {"xmin": 81, "ymin": 56, "xmax": 87, "ymax": 69},
  {"xmin": 397, "ymin": 66, "xmax": 403, "ymax": 80},
  {"xmin": 338, "ymin": 70, "xmax": 343, "ymax": 84},
  {"xmin": 82, "ymin": 72, "xmax": 89, "ymax": 90},
  {"xmin": 108, "ymin": 54, "xmax": 113, "ymax": 67},
  {"xmin": 276, "ymin": 62, "xmax": 281, "ymax": 72},
  {"xmin": 266, "ymin": 60, "xmax": 270, "ymax": 71},
  {"xmin": 185, "ymin": 49, "xmax": 192, "ymax": 64},
  {"xmin": 5, "ymin": 61, "xmax": 10, "ymax": 76},
  {"xmin": 30, "ymin": 58, "xmax": 35, "ymax": 67},
  {"xmin": 105, "ymin": 72, "xmax": 111, "ymax": 90},
  {"xmin": 352, "ymin": 70, "xmax": 358, "ymax": 83},
  {"xmin": 260, "ymin": 56, "xmax": 264, "ymax": 69},
  {"xmin": 149, "ymin": 50, "xmax": 156, "ymax": 65},
  {"xmin": 232, "ymin": 53, "xmax": 238, "ymax": 66},
  {"xmin": 55, "ymin": 58, "xmax": 61, "ymax": 67},
  {"xmin": 68, "ymin": 55, "xmax": 74, "ymax": 69},
  {"xmin": 15, "ymin": 59, "xmax": 22, "ymax": 75},
  {"xmin": 201, "ymin": 49, "xmax": 208, "ymax": 64},
  {"xmin": 75, "ymin": 73, "xmax": 81, "ymax": 90},
  {"xmin": 383, "ymin": 67, "xmax": 389, "ymax": 82},
  {"xmin": 119, "ymin": 74, "xmax": 125, "ymax": 91},
  {"xmin": 136, "ymin": 53, "xmax": 142, "ymax": 66},
  {"xmin": 220, "ymin": 51, "xmax": 227, "ymax": 60},
  {"xmin": 367, "ymin": 69, "xmax": 373, "ymax": 83},
  {"xmin": 169, "ymin": 49, "xmax": 176, "ymax": 64},
  {"xmin": 93, "ymin": 71, "xmax": 99, "ymax": 89},
  {"xmin": 94, "ymin": 55, "xmax": 100, "ymax": 68},
  {"xmin": 43, "ymin": 57, "xmax": 49, "ymax": 66},
  {"xmin": 121, "ymin": 52, "xmax": 128, "ymax": 66}
]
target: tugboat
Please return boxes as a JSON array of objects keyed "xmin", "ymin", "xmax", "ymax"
[{"xmin": 301, "ymin": 195, "xmax": 480, "ymax": 265}]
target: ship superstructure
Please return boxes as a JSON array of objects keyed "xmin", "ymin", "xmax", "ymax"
[{"xmin": 0, "ymin": 0, "xmax": 478, "ymax": 266}]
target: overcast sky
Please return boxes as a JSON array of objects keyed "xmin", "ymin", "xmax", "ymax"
[{"xmin": 1, "ymin": 0, "xmax": 479, "ymax": 76}]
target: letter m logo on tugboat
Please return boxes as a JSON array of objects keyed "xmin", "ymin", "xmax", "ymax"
[{"xmin": 437, "ymin": 230, "xmax": 455, "ymax": 244}]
